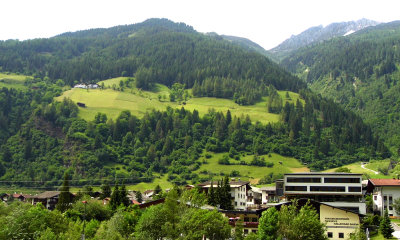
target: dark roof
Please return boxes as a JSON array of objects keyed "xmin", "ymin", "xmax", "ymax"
[
  {"xmin": 33, "ymin": 191, "xmax": 61, "ymax": 199},
  {"xmin": 284, "ymin": 172, "xmax": 362, "ymax": 176},
  {"xmin": 198, "ymin": 180, "xmax": 250, "ymax": 187},
  {"xmin": 368, "ymin": 179, "xmax": 400, "ymax": 186}
]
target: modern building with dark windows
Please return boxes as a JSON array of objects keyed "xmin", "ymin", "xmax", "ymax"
[{"xmin": 283, "ymin": 172, "xmax": 366, "ymax": 214}]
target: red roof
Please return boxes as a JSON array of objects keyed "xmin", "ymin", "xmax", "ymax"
[{"xmin": 369, "ymin": 179, "xmax": 400, "ymax": 186}]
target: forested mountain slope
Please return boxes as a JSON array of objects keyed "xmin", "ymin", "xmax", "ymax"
[
  {"xmin": 0, "ymin": 18, "xmax": 303, "ymax": 105},
  {"xmin": 270, "ymin": 18, "xmax": 379, "ymax": 60},
  {"xmin": 0, "ymin": 19, "xmax": 390, "ymax": 189},
  {"xmin": 280, "ymin": 21, "xmax": 400, "ymax": 150}
]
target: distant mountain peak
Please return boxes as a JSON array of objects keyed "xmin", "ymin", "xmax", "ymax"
[{"xmin": 269, "ymin": 19, "xmax": 380, "ymax": 60}]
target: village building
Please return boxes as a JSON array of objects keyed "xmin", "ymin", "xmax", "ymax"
[
  {"xmin": 260, "ymin": 186, "xmax": 278, "ymax": 204},
  {"xmin": 366, "ymin": 178, "xmax": 400, "ymax": 217},
  {"xmin": 220, "ymin": 209, "xmax": 263, "ymax": 235},
  {"xmin": 12, "ymin": 193, "xmax": 31, "ymax": 202},
  {"xmin": 283, "ymin": 172, "xmax": 366, "ymax": 214},
  {"xmin": 31, "ymin": 191, "xmax": 74, "ymax": 210},
  {"xmin": 274, "ymin": 198, "xmax": 363, "ymax": 240},
  {"xmin": 198, "ymin": 179, "xmax": 252, "ymax": 210}
]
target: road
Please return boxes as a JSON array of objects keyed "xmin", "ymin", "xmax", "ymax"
[
  {"xmin": 361, "ymin": 163, "xmax": 379, "ymax": 175},
  {"xmin": 392, "ymin": 222, "xmax": 400, "ymax": 239}
]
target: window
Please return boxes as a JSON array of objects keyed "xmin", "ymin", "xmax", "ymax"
[
  {"xmin": 252, "ymin": 218, "xmax": 258, "ymax": 222},
  {"xmin": 252, "ymin": 230, "xmax": 257, "ymax": 233},
  {"xmin": 374, "ymin": 196, "xmax": 377, "ymax": 200},
  {"xmin": 244, "ymin": 229, "xmax": 248, "ymax": 234},
  {"xmin": 244, "ymin": 217, "xmax": 249, "ymax": 222},
  {"xmin": 310, "ymin": 186, "xmax": 345, "ymax": 192},
  {"xmin": 327, "ymin": 232, "xmax": 333, "ymax": 238},
  {"xmin": 287, "ymin": 177, "xmax": 321, "ymax": 183},
  {"xmin": 389, "ymin": 206, "xmax": 393, "ymax": 210},
  {"xmin": 339, "ymin": 232, "xmax": 344, "ymax": 238},
  {"xmin": 285, "ymin": 186, "xmax": 307, "ymax": 191},
  {"xmin": 348, "ymin": 187, "xmax": 362, "ymax": 192},
  {"xmin": 235, "ymin": 202, "xmax": 237, "ymax": 206},
  {"xmin": 324, "ymin": 178, "xmax": 360, "ymax": 183}
]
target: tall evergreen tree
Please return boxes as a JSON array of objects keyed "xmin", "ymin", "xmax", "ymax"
[
  {"xmin": 119, "ymin": 184, "xmax": 130, "ymax": 207},
  {"xmin": 380, "ymin": 209, "xmax": 394, "ymax": 238},
  {"xmin": 208, "ymin": 181, "xmax": 216, "ymax": 206},
  {"xmin": 220, "ymin": 176, "xmax": 233, "ymax": 210},
  {"xmin": 56, "ymin": 172, "xmax": 71, "ymax": 212},
  {"xmin": 100, "ymin": 183, "xmax": 112, "ymax": 199},
  {"xmin": 109, "ymin": 184, "xmax": 120, "ymax": 210},
  {"xmin": 135, "ymin": 191, "xmax": 143, "ymax": 203}
]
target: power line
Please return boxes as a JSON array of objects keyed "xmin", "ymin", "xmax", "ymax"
[{"xmin": 0, "ymin": 177, "xmax": 149, "ymax": 183}]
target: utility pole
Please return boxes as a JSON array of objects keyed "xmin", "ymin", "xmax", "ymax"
[{"xmin": 81, "ymin": 200, "xmax": 87, "ymax": 240}]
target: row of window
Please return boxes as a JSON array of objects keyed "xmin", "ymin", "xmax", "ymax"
[
  {"xmin": 285, "ymin": 186, "xmax": 361, "ymax": 192},
  {"xmin": 328, "ymin": 232, "xmax": 344, "ymax": 238},
  {"xmin": 234, "ymin": 201, "xmax": 246, "ymax": 206},
  {"xmin": 286, "ymin": 177, "xmax": 360, "ymax": 183},
  {"xmin": 244, "ymin": 229, "xmax": 257, "ymax": 234}
]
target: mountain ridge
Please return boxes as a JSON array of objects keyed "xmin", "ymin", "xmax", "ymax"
[
  {"xmin": 279, "ymin": 20, "xmax": 400, "ymax": 150},
  {"xmin": 269, "ymin": 18, "xmax": 379, "ymax": 60}
]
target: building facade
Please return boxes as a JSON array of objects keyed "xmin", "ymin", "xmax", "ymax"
[
  {"xmin": 199, "ymin": 180, "xmax": 251, "ymax": 210},
  {"xmin": 367, "ymin": 178, "xmax": 400, "ymax": 217},
  {"xmin": 283, "ymin": 173, "xmax": 366, "ymax": 214},
  {"xmin": 275, "ymin": 199, "xmax": 362, "ymax": 240}
]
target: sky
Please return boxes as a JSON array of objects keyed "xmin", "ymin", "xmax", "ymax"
[{"xmin": 1, "ymin": 0, "xmax": 399, "ymax": 50}]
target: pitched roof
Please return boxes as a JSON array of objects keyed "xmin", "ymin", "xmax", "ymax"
[
  {"xmin": 260, "ymin": 186, "xmax": 276, "ymax": 191},
  {"xmin": 33, "ymin": 191, "xmax": 61, "ymax": 199},
  {"xmin": 198, "ymin": 180, "xmax": 250, "ymax": 188},
  {"xmin": 369, "ymin": 179, "xmax": 400, "ymax": 186}
]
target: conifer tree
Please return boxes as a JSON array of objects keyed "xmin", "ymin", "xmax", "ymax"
[
  {"xmin": 208, "ymin": 181, "xmax": 216, "ymax": 206},
  {"xmin": 56, "ymin": 172, "xmax": 71, "ymax": 212},
  {"xmin": 380, "ymin": 209, "xmax": 394, "ymax": 238},
  {"xmin": 100, "ymin": 183, "xmax": 112, "ymax": 199},
  {"xmin": 136, "ymin": 191, "xmax": 143, "ymax": 203},
  {"xmin": 119, "ymin": 184, "xmax": 130, "ymax": 207},
  {"xmin": 110, "ymin": 184, "xmax": 120, "ymax": 210}
]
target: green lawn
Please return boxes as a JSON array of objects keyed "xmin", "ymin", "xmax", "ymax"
[
  {"xmin": 0, "ymin": 72, "xmax": 31, "ymax": 90},
  {"xmin": 98, "ymin": 77, "xmax": 131, "ymax": 88},
  {"xmin": 56, "ymin": 80, "xmax": 300, "ymax": 124},
  {"xmin": 324, "ymin": 161, "xmax": 392, "ymax": 179},
  {"xmin": 365, "ymin": 159, "xmax": 391, "ymax": 172},
  {"xmin": 195, "ymin": 152, "xmax": 308, "ymax": 185}
]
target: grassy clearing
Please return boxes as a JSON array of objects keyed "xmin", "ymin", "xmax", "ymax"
[
  {"xmin": 324, "ymin": 161, "xmax": 392, "ymax": 179},
  {"xmin": 98, "ymin": 77, "xmax": 131, "ymax": 88},
  {"xmin": 195, "ymin": 152, "xmax": 308, "ymax": 183},
  {"xmin": 0, "ymin": 72, "xmax": 31, "ymax": 90},
  {"xmin": 56, "ymin": 79, "xmax": 300, "ymax": 124},
  {"xmin": 365, "ymin": 159, "xmax": 391, "ymax": 172}
]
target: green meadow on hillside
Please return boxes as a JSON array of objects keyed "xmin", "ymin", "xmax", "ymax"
[
  {"xmin": 57, "ymin": 77, "xmax": 302, "ymax": 124},
  {"xmin": 324, "ymin": 160, "xmax": 392, "ymax": 179},
  {"xmin": 0, "ymin": 72, "xmax": 31, "ymax": 90},
  {"xmin": 194, "ymin": 152, "xmax": 308, "ymax": 185}
]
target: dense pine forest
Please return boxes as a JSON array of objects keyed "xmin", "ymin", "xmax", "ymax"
[
  {"xmin": 279, "ymin": 21, "xmax": 400, "ymax": 151},
  {"xmin": 0, "ymin": 18, "xmax": 390, "ymax": 189},
  {"xmin": 0, "ymin": 18, "xmax": 303, "ymax": 105}
]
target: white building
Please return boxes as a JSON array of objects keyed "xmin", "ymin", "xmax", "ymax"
[
  {"xmin": 283, "ymin": 173, "xmax": 366, "ymax": 214},
  {"xmin": 367, "ymin": 178, "xmax": 400, "ymax": 216},
  {"xmin": 199, "ymin": 180, "xmax": 251, "ymax": 210},
  {"xmin": 260, "ymin": 186, "xmax": 278, "ymax": 204}
]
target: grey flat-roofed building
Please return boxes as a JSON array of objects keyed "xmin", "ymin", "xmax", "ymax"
[{"xmin": 283, "ymin": 172, "xmax": 365, "ymax": 214}]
